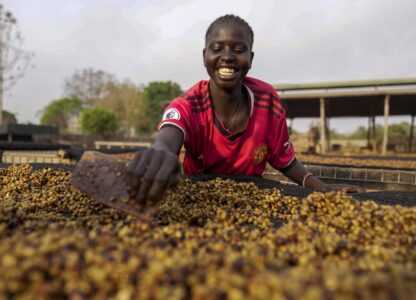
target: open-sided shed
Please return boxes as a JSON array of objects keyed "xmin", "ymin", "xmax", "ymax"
[{"xmin": 275, "ymin": 78, "xmax": 416, "ymax": 154}]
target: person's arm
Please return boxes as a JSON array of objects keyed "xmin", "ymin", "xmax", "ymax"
[
  {"xmin": 283, "ymin": 159, "xmax": 365, "ymax": 193},
  {"xmin": 126, "ymin": 126, "xmax": 184, "ymax": 206}
]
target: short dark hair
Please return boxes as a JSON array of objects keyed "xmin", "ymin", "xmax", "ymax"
[{"xmin": 205, "ymin": 15, "xmax": 254, "ymax": 50}]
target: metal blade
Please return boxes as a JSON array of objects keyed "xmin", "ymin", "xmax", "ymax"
[{"xmin": 70, "ymin": 151, "xmax": 157, "ymax": 220}]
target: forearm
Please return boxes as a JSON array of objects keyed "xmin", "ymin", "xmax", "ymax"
[
  {"xmin": 127, "ymin": 126, "xmax": 183, "ymax": 204},
  {"xmin": 282, "ymin": 159, "xmax": 326, "ymax": 191},
  {"xmin": 282, "ymin": 158, "xmax": 365, "ymax": 193},
  {"xmin": 153, "ymin": 126, "xmax": 184, "ymax": 155}
]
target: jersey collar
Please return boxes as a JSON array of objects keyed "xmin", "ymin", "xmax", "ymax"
[{"xmin": 242, "ymin": 83, "xmax": 254, "ymax": 117}]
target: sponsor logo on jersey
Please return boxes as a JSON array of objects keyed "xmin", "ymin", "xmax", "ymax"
[
  {"xmin": 254, "ymin": 144, "xmax": 267, "ymax": 164},
  {"xmin": 284, "ymin": 139, "xmax": 292, "ymax": 154},
  {"xmin": 163, "ymin": 108, "xmax": 181, "ymax": 121}
]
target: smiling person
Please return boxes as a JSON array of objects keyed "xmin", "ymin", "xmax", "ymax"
[{"xmin": 127, "ymin": 14, "xmax": 365, "ymax": 205}]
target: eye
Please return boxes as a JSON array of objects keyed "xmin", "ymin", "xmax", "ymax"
[
  {"xmin": 234, "ymin": 46, "xmax": 247, "ymax": 54},
  {"xmin": 208, "ymin": 43, "xmax": 223, "ymax": 53},
  {"xmin": 211, "ymin": 46, "xmax": 221, "ymax": 53}
]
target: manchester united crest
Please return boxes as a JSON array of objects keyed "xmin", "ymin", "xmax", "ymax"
[{"xmin": 253, "ymin": 144, "xmax": 267, "ymax": 164}]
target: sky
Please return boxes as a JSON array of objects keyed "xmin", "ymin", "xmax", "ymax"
[{"xmin": 2, "ymin": 0, "xmax": 416, "ymax": 133}]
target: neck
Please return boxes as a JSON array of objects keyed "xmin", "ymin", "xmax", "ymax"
[
  {"xmin": 209, "ymin": 81, "xmax": 249, "ymax": 132},
  {"xmin": 209, "ymin": 82, "xmax": 244, "ymax": 118}
]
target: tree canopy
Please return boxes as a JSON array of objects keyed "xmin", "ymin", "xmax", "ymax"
[
  {"xmin": 40, "ymin": 98, "xmax": 84, "ymax": 133},
  {"xmin": 1, "ymin": 110, "xmax": 17, "ymax": 124},
  {"xmin": 329, "ymin": 122, "xmax": 413, "ymax": 140},
  {"xmin": 97, "ymin": 80, "xmax": 144, "ymax": 136},
  {"xmin": 0, "ymin": 4, "xmax": 34, "ymax": 124},
  {"xmin": 43, "ymin": 75, "xmax": 183, "ymax": 136},
  {"xmin": 140, "ymin": 81, "xmax": 182, "ymax": 133},
  {"xmin": 63, "ymin": 68, "xmax": 116, "ymax": 106},
  {"xmin": 80, "ymin": 108, "xmax": 119, "ymax": 136}
]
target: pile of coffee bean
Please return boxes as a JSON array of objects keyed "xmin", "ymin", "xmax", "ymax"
[{"xmin": 0, "ymin": 165, "xmax": 415, "ymax": 299}]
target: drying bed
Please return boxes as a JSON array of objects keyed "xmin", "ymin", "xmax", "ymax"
[{"xmin": 0, "ymin": 165, "xmax": 415, "ymax": 299}]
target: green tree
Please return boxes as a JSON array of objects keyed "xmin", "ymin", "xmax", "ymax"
[
  {"xmin": 388, "ymin": 122, "xmax": 409, "ymax": 138},
  {"xmin": 348, "ymin": 126, "xmax": 368, "ymax": 139},
  {"xmin": 140, "ymin": 81, "xmax": 182, "ymax": 133},
  {"xmin": 40, "ymin": 98, "xmax": 84, "ymax": 133},
  {"xmin": 2, "ymin": 110, "xmax": 17, "ymax": 124},
  {"xmin": 329, "ymin": 128, "xmax": 345, "ymax": 139},
  {"xmin": 80, "ymin": 108, "xmax": 118, "ymax": 135},
  {"xmin": 368, "ymin": 123, "xmax": 410, "ymax": 140},
  {"xmin": 346, "ymin": 122, "xmax": 411, "ymax": 143},
  {"xmin": 97, "ymin": 80, "xmax": 145, "ymax": 136}
]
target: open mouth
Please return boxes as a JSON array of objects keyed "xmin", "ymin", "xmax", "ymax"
[{"xmin": 217, "ymin": 67, "xmax": 238, "ymax": 80}]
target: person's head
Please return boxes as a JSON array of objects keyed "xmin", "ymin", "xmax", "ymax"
[{"xmin": 203, "ymin": 15, "xmax": 254, "ymax": 92}]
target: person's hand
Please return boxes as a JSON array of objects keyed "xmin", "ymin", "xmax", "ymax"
[
  {"xmin": 126, "ymin": 147, "xmax": 181, "ymax": 207},
  {"xmin": 320, "ymin": 183, "xmax": 366, "ymax": 193}
]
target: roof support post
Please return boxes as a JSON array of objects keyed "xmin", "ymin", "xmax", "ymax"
[
  {"xmin": 320, "ymin": 97, "xmax": 327, "ymax": 154},
  {"xmin": 289, "ymin": 118, "xmax": 294, "ymax": 134},
  {"xmin": 382, "ymin": 95, "xmax": 390, "ymax": 156},
  {"xmin": 0, "ymin": 36, "xmax": 3, "ymax": 126},
  {"xmin": 371, "ymin": 115, "xmax": 377, "ymax": 153},
  {"xmin": 409, "ymin": 115, "xmax": 414, "ymax": 152},
  {"xmin": 325, "ymin": 117, "xmax": 331, "ymax": 151},
  {"xmin": 367, "ymin": 116, "xmax": 371, "ymax": 149}
]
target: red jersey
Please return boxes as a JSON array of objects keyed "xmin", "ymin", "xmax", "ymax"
[{"xmin": 157, "ymin": 77, "xmax": 295, "ymax": 176}]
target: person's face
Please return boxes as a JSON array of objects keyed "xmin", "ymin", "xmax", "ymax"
[{"xmin": 203, "ymin": 22, "xmax": 254, "ymax": 93}]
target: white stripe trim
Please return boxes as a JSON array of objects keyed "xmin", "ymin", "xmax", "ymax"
[
  {"xmin": 159, "ymin": 122, "xmax": 186, "ymax": 140},
  {"xmin": 243, "ymin": 83, "xmax": 254, "ymax": 117}
]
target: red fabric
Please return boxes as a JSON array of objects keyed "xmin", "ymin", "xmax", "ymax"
[{"xmin": 157, "ymin": 77, "xmax": 295, "ymax": 176}]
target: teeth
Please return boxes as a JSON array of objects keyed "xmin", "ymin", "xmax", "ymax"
[{"xmin": 218, "ymin": 68, "xmax": 235, "ymax": 76}]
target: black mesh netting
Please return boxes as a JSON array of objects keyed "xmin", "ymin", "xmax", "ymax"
[
  {"xmin": 0, "ymin": 141, "xmax": 71, "ymax": 150},
  {"xmin": 185, "ymin": 174, "xmax": 416, "ymax": 207},
  {"xmin": 1, "ymin": 164, "xmax": 415, "ymax": 207},
  {"xmin": 64, "ymin": 147, "xmax": 144, "ymax": 160},
  {"xmin": 0, "ymin": 163, "xmax": 76, "ymax": 173},
  {"xmin": 301, "ymin": 162, "xmax": 416, "ymax": 172}
]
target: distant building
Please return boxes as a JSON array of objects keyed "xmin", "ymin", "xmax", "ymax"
[
  {"xmin": 0, "ymin": 124, "xmax": 59, "ymax": 143},
  {"xmin": 67, "ymin": 115, "xmax": 82, "ymax": 134}
]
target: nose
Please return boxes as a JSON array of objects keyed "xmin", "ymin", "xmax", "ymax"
[{"xmin": 220, "ymin": 48, "xmax": 234, "ymax": 62}]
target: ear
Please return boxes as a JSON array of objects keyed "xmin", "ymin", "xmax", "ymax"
[
  {"xmin": 249, "ymin": 51, "xmax": 254, "ymax": 68},
  {"xmin": 203, "ymin": 48, "xmax": 207, "ymax": 67}
]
